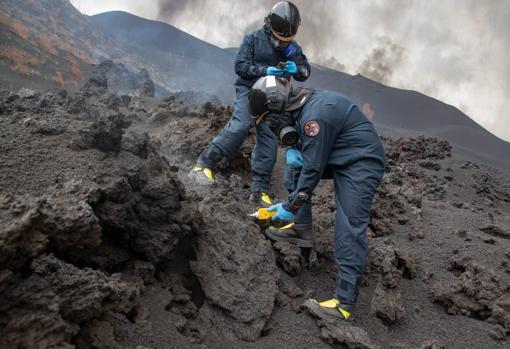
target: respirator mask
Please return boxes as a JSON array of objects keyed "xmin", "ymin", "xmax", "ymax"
[
  {"xmin": 264, "ymin": 112, "xmax": 299, "ymax": 146},
  {"xmin": 249, "ymin": 77, "xmax": 314, "ymax": 146},
  {"xmin": 270, "ymin": 34, "xmax": 290, "ymax": 51},
  {"xmin": 249, "ymin": 76, "xmax": 299, "ymax": 146}
]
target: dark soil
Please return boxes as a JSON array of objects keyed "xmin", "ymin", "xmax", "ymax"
[{"xmin": 1, "ymin": 71, "xmax": 509, "ymax": 348}]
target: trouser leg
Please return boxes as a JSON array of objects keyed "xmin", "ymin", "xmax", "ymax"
[
  {"xmin": 197, "ymin": 87, "xmax": 252, "ymax": 168},
  {"xmin": 251, "ymin": 121, "xmax": 277, "ymax": 193},
  {"xmin": 197, "ymin": 86, "xmax": 277, "ymax": 193},
  {"xmin": 332, "ymin": 161, "xmax": 384, "ymax": 305}
]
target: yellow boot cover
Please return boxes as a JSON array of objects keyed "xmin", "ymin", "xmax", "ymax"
[
  {"xmin": 260, "ymin": 192, "xmax": 272, "ymax": 205},
  {"xmin": 313, "ymin": 298, "xmax": 351, "ymax": 320},
  {"xmin": 278, "ymin": 222, "xmax": 295, "ymax": 230},
  {"xmin": 193, "ymin": 166, "xmax": 214, "ymax": 183}
]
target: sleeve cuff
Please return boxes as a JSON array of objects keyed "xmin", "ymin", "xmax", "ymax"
[
  {"xmin": 299, "ymin": 66, "xmax": 310, "ymax": 78},
  {"xmin": 282, "ymin": 201, "xmax": 296, "ymax": 213}
]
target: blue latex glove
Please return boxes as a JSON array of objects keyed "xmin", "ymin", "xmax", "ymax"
[
  {"xmin": 286, "ymin": 148, "xmax": 303, "ymax": 168},
  {"xmin": 267, "ymin": 203, "xmax": 294, "ymax": 221},
  {"xmin": 267, "ymin": 66, "xmax": 283, "ymax": 77},
  {"xmin": 284, "ymin": 61, "xmax": 298, "ymax": 75}
]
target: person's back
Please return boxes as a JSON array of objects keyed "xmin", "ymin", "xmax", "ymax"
[
  {"xmin": 295, "ymin": 90, "xmax": 385, "ymax": 167},
  {"xmin": 247, "ymin": 76, "xmax": 386, "ymax": 322}
]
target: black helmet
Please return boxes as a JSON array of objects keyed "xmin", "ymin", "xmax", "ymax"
[
  {"xmin": 249, "ymin": 76, "xmax": 299, "ymax": 146},
  {"xmin": 267, "ymin": 1, "xmax": 301, "ymax": 40},
  {"xmin": 249, "ymin": 76, "xmax": 291, "ymax": 118}
]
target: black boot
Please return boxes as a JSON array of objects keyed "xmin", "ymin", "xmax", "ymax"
[{"xmin": 265, "ymin": 223, "xmax": 313, "ymax": 248}]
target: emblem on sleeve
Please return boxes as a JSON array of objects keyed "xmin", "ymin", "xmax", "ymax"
[{"xmin": 304, "ymin": 120, "xmax": 320, "ymax": 137}]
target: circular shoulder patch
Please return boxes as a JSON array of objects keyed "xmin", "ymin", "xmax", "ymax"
[{"xmin": 303, "ymin": 120, "xmax": 320, "ymax": 137}]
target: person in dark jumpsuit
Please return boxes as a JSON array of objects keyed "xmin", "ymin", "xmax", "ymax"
[
  {"xmin": 248, "ymin": 76, "xmax": 386, "ymax": 321},
  {"xmin": 188, "ymin": 1, "xmax": 311, "ymax": 207}
]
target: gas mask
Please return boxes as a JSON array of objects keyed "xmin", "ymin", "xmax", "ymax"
[
  {"xmin": 270, "ymin": 35, "xmax": 290, "ymax": 51},
  {"xmin": 249, "ymin": 76, "xmax": 313, "ymax": 146},
  {"xmin": 264, "ymin": 87, "xmax": 314, "ymax": 146},
  {"xmin": 264, "ymin": 112, "xmax": 299, "ymax": 146}
]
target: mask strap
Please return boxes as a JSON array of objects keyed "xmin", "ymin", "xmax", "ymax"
[{"xmin": 255, "ymin": 111, "xmax": 269, "ymax": 126}]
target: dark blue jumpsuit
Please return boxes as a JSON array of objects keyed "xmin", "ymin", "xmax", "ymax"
[
  {"xmin": 283, "ymin": 90, "xmax": 385, "ymax": 305},
  {"xmin": 197, "ymin": 25, "xmax": 311, "ymax": 193}
]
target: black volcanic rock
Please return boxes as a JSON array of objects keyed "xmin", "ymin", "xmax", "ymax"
[
  {"xmin": 0, "ymin": 187, "xmax": 101, "ymax": 271},
  {"xmin": 319, "ymin": 322, "xmax": 378, "ymax": 349},
  {"xmin": 85, "ymin": 60, "xmax": 158, "ymax": 97},
  {"xmin": 86, "ymin": 60, "xmax": 112, "ymax": 88},
  {"xmin": 432, "ymin": 256, "xmax": 508, "ymax": 332},
  {"xmin": 0, "ymin": 254, "xmax": 140, "ymax": 349},
  {"xmin": 73, "ymin": 112, "xmax": 131, "ymax": 153},
  {"xmin": 189, "ymin": 192, "xmax": 279, "ymax": 341}
]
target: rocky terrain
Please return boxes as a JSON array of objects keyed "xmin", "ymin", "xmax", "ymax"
[{"xmin": 1, "ymin": 64, "xmax": 509, "ymax": 349}]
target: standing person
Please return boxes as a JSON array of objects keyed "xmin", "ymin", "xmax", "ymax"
[
  {"xmin": 248, "ymin": 76, "xmax": 386, "ymax": 321},
  {"xmin": 189, "ymin": 1, "xmax": 311, "ymax": 206}
]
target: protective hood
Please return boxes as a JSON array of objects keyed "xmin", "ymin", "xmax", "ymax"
[{"xmin": 285, "ymin": 87, "xmax": 314, "ymax": 111}]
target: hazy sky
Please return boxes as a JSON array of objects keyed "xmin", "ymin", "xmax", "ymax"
[{"xmin": 70, "ymin": 0, "xmax": 510, "ymax": 142}]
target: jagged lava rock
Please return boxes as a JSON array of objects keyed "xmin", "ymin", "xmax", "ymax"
[{"xmin": 190, "ymin": 192, "xmax": 279, "ymax": 341}]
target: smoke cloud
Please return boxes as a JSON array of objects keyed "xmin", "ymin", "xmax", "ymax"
[
  {"xmin": 357, "ymin": 37, "xmax": 405, "ymax": 84},
  {"xmin": 71, "ymin": 0, "xmax": 510, "ymax": 142},
  {"xmin": 152, "ymin": 0, "xmax": 510, "ymax": 142}
]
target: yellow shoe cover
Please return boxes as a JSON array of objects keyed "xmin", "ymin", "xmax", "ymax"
[
  {"xmin": 189, "ymin": 165, "xmax": 215, "ymax": 185},
  {"xmin": 305, "ymin": 298, "xmax": 352, "ymax": 321},
  {"xmin": 260, "ymin": 192, "xmax": 272, "ymax": 205}
]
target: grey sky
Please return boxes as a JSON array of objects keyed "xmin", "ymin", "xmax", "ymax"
[{"xmin": 71, "ymin": 0, "xmax": 510, "ymax": 142}]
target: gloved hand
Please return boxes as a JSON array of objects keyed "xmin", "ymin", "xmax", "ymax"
[
  {"xmin": 267, "ymin": 66, "xmax": 283, "ymax": 77},
  {"xmin": 284, "ymin": 61, "xmax": 298, "ymax": 75},
  {"xmin": 286, "ymin": 148, "xmax": 303, "ymax": 168},
  {"xmin": 267, "ymin": 203, "xmax": 294, "ymax": 221}
]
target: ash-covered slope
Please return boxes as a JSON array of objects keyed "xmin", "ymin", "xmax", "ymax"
[
  {"xmin": 0, "ymin": 1, "xmax": 228, "ymax": 99},
  {"xmin": 0, "ymin": 0, "xmax": 123, "ymax": 89},
  {"xmin": 1, "ymin": 66, "xmax": 510, "ymax": 348},
  {"xmin": 90, "ymin": 11, "xmax": 236, "ymax": 102}
]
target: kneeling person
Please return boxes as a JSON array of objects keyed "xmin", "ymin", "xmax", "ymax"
[{"xmin": 248, "ymin": 76, "xmax": 385, "ymax": 321}]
